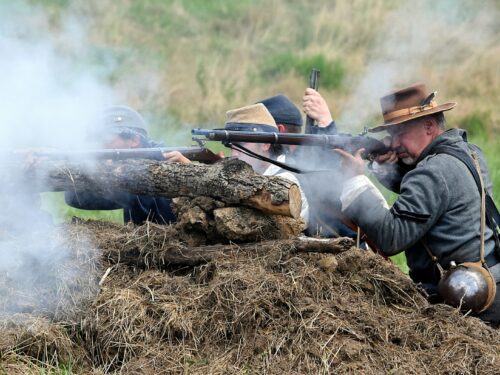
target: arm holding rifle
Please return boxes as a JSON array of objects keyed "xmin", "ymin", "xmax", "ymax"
[
  {"xmin": 302, "ymin": 88, "xmax": 337, "ymax": 134},
  {"xmin": 302, "ymin": 68, "xmax": 337, "ymax": 135},
  {"xmin": 30, "ymin": 146, "xmax": 222, "ymax": 164}
]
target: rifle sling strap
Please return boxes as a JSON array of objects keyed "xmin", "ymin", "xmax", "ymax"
[{"xmin": 227, "ymin": 143, "xmax": 305, "ymax": 174}]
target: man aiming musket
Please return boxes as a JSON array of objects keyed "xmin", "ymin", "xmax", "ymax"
[{"xmin": 64, "ymin": 105, "xmax": 206, "ymax": 225}]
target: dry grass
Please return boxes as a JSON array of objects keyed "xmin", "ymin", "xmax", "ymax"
[
  {"xmin": 3, "ymin": 220, "xmax": 499, "ymax": 374},
  {"xmin": 32, "ymin": 0, "xmax": 499, "ymax": 132}
]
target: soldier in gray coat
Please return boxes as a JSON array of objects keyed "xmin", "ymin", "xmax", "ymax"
[{"xmin": 335, "ymin": 83, "xmax": 500, "ymax": 326}]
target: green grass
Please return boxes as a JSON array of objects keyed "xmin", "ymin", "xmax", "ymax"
[
  {"xmin": 474, "ymin": 139, "xmax": 500, "ymax": 204},
  {"xmin": 29, "ymin": 0, "xmax": 70, "ymax": 8},
  {"xmin": 390, "ymin": 253, "xmax": 409, "ymax": 274},
  {"xmin": 465, "ymin": 112, "xmax": 500, "ymax": 204},
  {"xmin": 40, "ymin": 192, "xmax": 123, "ymax": 224},
  {"xmin": 460, "ymin": 111, "xmax": 491, "ymax": 139},
  {"xmin": 259, "ymin": 52, "xmax": 345, "ymax": 90},
  {"xmin": 181, "ymin": 0, "xmax": 257, "ymax": 20}
]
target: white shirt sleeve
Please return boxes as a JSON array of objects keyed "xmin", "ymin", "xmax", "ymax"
[{"xmin": 340, "ymin": 175, "xmax": 388, "ymax": 211}]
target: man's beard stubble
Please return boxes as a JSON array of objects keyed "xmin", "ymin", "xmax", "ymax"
[
  {"xmin": 396, "ymin": 147, "xmax": 417, "ymax": 165},
  {"xmin": 400, "ymin": 156, "xmax": 417, "ymax": 165}
]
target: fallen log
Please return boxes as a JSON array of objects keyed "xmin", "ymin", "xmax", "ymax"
[
  {"xmin": 102, "ymin": 236, "xmax": 355, "ymax": 268},
  {"xmin": 28, "ymin": 158, "xmax": 302, "ymax": 218}
]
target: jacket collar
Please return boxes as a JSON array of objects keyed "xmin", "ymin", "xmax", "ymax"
[{"xmin": 416, "ymin": 128, "xmax": 467, "ymax": 164}]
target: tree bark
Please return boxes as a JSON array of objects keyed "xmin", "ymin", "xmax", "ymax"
[{"xmin": 30, "ymin": 158, "xmax": 302, "ymax": 218}]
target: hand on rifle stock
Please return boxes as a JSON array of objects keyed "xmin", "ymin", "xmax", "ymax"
[
  {"xmin": 373, "ymin": 136, "xmax": 398, "ymax": 165},
  {"xmin": 162, "ymin": 151, "xmax": 192, "ymax": 164},
  {"xmin": 334, "ymin": 148, "xmax": 366, "ymax": 179},
  {"xmin": 162, "ymin": 150, "xmax": 225, "ymax": 164}
]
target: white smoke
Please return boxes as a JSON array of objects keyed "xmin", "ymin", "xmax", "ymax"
[
  {"xmin": 0, "ymin": 4, "xmax": 117, "ymax": 149},
  {"xmin": 338, "ymin": 0, "xmax": 499, "ymax": 130},
  {"xmin": 0, "ymin": 1, "xmax": 112, "ymax": 319}
]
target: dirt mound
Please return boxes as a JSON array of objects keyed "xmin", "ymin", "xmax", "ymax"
[{"xmin": 1, "ymin": 220, "xmax": 499, "ymax": 374}]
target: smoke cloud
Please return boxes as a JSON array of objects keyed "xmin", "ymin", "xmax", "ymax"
[
  {"xmin": 0, "ymin": 2, "xmax": 113, "ymax": 319},
  {"xmin": 338, "ymin": 0, "xmax": 499, "ymax": 129}
]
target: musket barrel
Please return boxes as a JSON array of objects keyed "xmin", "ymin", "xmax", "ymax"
[
  {"xmin": 192, "ymin": 129, "xmax": 331, "ymax": 146},
  {"xmin": 31, "ymin": 146, "xmax": 221, "ymax": 163},
  {"xmin": 191, "ymin": 128, "xmax": 390, "ymax": 159},
  {"xmin": 305, "ymin": 68, "xmax": 320, "ymax": 134}
]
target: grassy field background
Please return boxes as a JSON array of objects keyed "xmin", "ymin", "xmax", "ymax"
[{"xmin": 29, "ymin": 0, "xmax": 500, "ymax": 271}]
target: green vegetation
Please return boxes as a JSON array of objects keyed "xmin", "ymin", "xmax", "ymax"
[
  {"xmin": 460, "ymin": 111, "xmax": 491, "ymax": 139},
  {"xmin": 41, "ymin": 192, "xmax": 123, "ymax": 224},
  {"xmin": 260, "ymin": 53, "xmax": 345, "ymax": 90}
]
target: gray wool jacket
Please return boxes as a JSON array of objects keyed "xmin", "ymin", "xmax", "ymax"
[{"xmin": 344, "ymin": 129, "xmax": 496, "ymax": 285}]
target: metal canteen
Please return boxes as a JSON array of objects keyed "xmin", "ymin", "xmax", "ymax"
[{"xmin": 438, "ymin": 261, "xmax": 491, "ymax": 313}]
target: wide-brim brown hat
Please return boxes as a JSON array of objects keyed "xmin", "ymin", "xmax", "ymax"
[
  {"xmin": 369, "ymin": 83, "xmax": 457, "ymax": 133},
  {"xmin": 225, "ymin": 103, "xmax": 278, "ymax": 132}
]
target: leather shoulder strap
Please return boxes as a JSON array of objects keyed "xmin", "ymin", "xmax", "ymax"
[{"xmin": 433, "ymin": 145, "xmax": 500, "ymax": 242}]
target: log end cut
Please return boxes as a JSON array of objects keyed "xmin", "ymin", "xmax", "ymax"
[
  {"xmin": 213, "ymin": 206, "xmax": 304, "ymax": 242},
  {"xmin": 248, "ymin": 184, "xmax": 301, "ymax": 219}
]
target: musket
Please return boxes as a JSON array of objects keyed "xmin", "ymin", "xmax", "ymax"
[
  {"xmin": 27, "ymin": 146, "xmax": 222, "ymax": 164},
  {"xmin": 304, "ymin": 68, "xmax": 320, "ymax": 134},
  {"xmin": 191, "ymin": 128, "xmax": 390, "ymax": 161}
]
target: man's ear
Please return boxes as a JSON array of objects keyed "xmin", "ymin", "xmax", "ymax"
[
  {"xmin": 277, "ymin": 124, "xmax": 286, "ymax": 133},
  {"xmin": 261, "ymin": 143, "xmax": 272, "ymax": 152},
  {"xmin": 423, "ymin": 118, "xmax": 435, "ymax": 134}
]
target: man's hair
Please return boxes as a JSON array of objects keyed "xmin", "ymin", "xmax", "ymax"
[
  {"xmin": 269, "ymin": 144, "xmax": 284, "ymax": 158},
  {"xmin": 433, "ymin": 112, "xmax": 446, "ymax": 130},
  {"xmin": 281, "ymin": 124, "xmax": 302, "ymax": 134}
]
